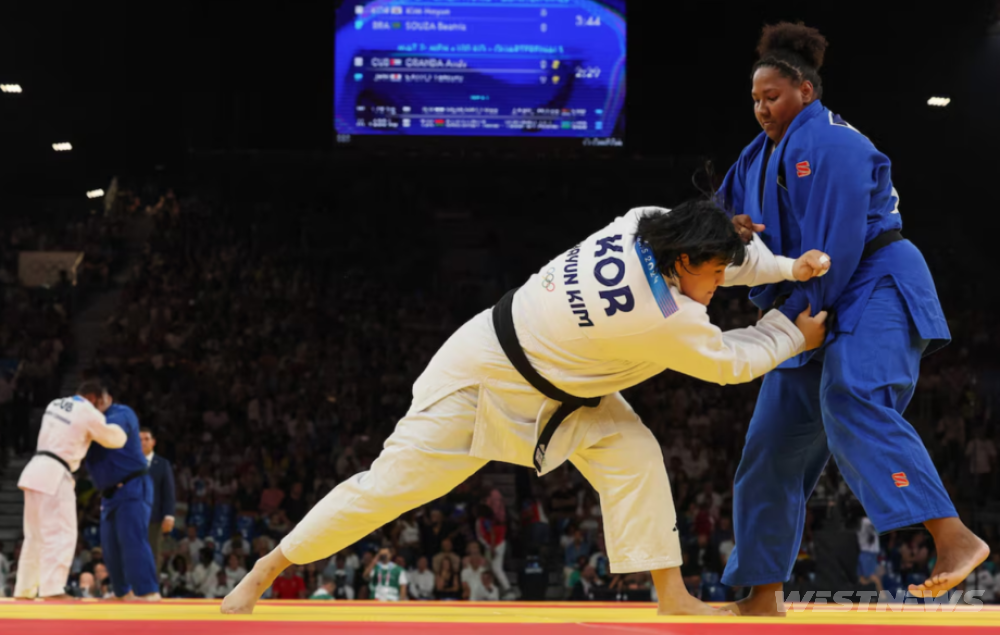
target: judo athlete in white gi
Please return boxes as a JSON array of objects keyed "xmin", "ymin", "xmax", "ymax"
[
  {"xmin": 15, "ymin": 380, "xmax": 127, "ymax": 599},
  {"xmin": 222, "ymin": 199, "xmax": 831, "ymax": 616}
]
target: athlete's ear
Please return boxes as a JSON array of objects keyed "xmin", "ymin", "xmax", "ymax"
[{"xmin": 801, "ymin": 80, "xmax": 815, "ymax": 104}]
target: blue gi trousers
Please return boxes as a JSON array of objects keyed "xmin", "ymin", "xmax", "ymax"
[
  {"xmin": 100, "ymin": 475, "xmax": 160, "ymax": 597},
  {"xmin": 723, "ymin": 279, "xmax": 957, "ymax": 587}
]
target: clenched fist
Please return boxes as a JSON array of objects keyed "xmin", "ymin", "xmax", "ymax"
[
  {"xmin": 732, "ymin": 215, "xmax": 765, "ymax": 244},
  {"xmin": 792, "ymin": 250, "xmax": 831, "ymax": 282},
  {"xmin": 795, "ymin": 305, "xmax": 828, "ymax": 351}
]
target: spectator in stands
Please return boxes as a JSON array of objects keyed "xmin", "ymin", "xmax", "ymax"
[
  {"xmin": 322, "ymin": 554, "xmax": 355, "ymax": 600},
  {"xmin": 422, "ymin": 509, "xmax": 455, "ymax": 559},
  {"xmin": 856, "ymin": 516, "xmax": 883, "ymax": 592},
  {"xmin": 283, "ymin": 482, "xmax": 309, "ymax": 525},
  {"xmin": 393, "ymin": 511, "xmax": 422, "ymax": 566},
  {"xmin": 434, "ymin": 556, "xmax": 461, "ymax": 601},
  {"xmin": 570, "ymin": 565, "xmax": 603, "ymax": 601},
  {"xmin": 192, "ymin": 547, "xmax": 221, "ymax": 598},
  {"xmin": 408, "ymin": 556, "xmax": 435, "ymax": 600},
  {"xmin": 94, "ymin": 563, "xmax": 110, "ymax": 598},
  {"xmin": 365, "ymin": 547, "xmax": 408, "ymax": 602},
  {"xmin": 167, "ymin": 555, "xmax": 196, "ymax": 598},
  {"xmin": 77, "ymin": 572, "xmax": 98, "ymax": 598},
  {"xmin": 310, "ymin": 579, "xmax": 336, "ymax": 600},
  {"xmin": 224, "ymin": 554, "xmax": 247, "ymax": 592},
  {"xmin": 564, "ymin": 529, "xmax": 590, "ymax": 586},
  {"xmin": 588, "ymin": 534, "xmax": 609, "ymax": 579},
  {"xmin": 475, "ymin": 504, "xmax": 510, "ymax": 598},
  {"xmin": 271, "ymin": 566, "xmax": 307, "ymax": 600},
  {"xmin": 179, "ymin": 526, "xmax": 204, "ymax": 564},
  {"xmin": 470, "ymin": 570, "xmax": 500, "ymax": 602},
  {"xmin": 432, "ymin": 538, "xmax": 460, "ymax": 576},
  {"xmin": 461, "ymin": 551, "xmax": 489, "ymax": 601},
  {"xmin": 222, "ymin": 533, "xmax": 249, "ymax": 561}
]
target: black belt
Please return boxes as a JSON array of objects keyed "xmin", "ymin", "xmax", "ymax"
[
  {"xmin": 861, "ymin": 228, "xmax": 903, "ymax": 261},
  {"xmin": 36, "ymin": 451, "xmax": 74, "ymax": 474},
  {"xmin": 492, "ymin": 289, "xmax": 601, "ymax": 473},
  {"xmin": 101, "ymin": 467, "xmax": 149, "ymax": 499},
  {"xmin": 771, "ymin": 229, "xmax": 905, "ymax": 312}
]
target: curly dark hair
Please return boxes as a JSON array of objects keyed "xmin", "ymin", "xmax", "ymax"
[
  {"xmin": 635, "ymin": 200, "xmax": 745, "ymax": 279},
  {"xmin": 753, "ymin": 22, "xmax": 829, "ymax": 98}
]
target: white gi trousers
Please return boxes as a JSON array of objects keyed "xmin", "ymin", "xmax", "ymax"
[
  {"xmin": 15, "ymin": 475, "xmax": 77, "ymax": 598},
  {"xmin": 281, "ymin": 385, "xmax": 681, "ymax": 574}
]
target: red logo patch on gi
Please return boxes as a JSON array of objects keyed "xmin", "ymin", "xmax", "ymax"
[
  {"xmin": 796, "ymin": 161, "xmax": 812, "ymax": 178},
  {"xmin": 892, "ymin": 472, "xmax": 910, "ymax": 488}
]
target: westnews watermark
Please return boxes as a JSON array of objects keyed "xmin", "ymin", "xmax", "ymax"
[{"xmin": 779, "ymin": 590, "xmax": 988, "ymax": 612}]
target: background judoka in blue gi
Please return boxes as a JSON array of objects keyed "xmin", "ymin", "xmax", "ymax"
[
  {"xmin": 717, "ymin": 24, "xmax": 969, "ymax": 595},
  {"xmin": 84, "ymin": 395, "xmax": 160, "ymax": 599}
]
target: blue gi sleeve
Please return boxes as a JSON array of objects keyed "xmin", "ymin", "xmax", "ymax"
[
  {"xmin": 777, "ymin": 142, "xmax": 874, "ymax": 322},
  {"xmin": 163, "ymin": 459, "xmax": 177, "ymax": 518}
]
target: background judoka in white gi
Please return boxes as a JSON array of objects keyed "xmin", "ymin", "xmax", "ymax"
[
  {"xmin": 223, "ymin": 201, "xmax": 830, "ymax": 616},
  {"xmin": 14, "ymin": 382, "xmax": 127, "ymax": 599}
]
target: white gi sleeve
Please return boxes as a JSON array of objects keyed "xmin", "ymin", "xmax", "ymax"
[
  {"xmin": 722, "ymin": 234, "xmax": 796, "ymax": 287},
  {"xmin": 614, "ymin": 296, "xmax": 805, "ymax": 385},
  {"xmin": 85, "ymin": 410, "xmax": 128, "ymax": 449}
]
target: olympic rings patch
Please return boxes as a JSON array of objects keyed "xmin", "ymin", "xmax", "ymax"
[{"xmin": 541, "ymin": 267, "xmax": 557, "ymax": 292}]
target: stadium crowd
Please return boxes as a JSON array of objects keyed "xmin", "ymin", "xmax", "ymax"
[{"xmin": 0, "ymin": 175, "xmax": 997, "ymax": 603}]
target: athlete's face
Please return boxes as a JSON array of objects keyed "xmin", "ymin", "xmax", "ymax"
[
  {"xmin": 675, "ymin": 255, "xmax": 727, "ymax": 306},
  {"xmin": 752, "ymin": 67, "xmax": 814, "ymax": 144}
]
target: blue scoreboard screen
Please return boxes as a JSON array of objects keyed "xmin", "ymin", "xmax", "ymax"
[{"xmin": 334, "ymin": 0, "xmax": 626, "ymax": 144}]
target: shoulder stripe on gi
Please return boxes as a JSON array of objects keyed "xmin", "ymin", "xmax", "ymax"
[{"xmin": 634, "ymin": 241, "xmax": 679, "ymax": 318}]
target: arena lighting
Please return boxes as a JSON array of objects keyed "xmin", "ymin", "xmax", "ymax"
[
  {"xmin": 0, "ymin": 84, "xmax": 22, "ymax": 93},
  {"xmin": 86, "ymin": 189, "xmax": 104, "ymax": 199},
  {"xmin": 927, "ymin": 97, "xmax": 951, "ymax": 107},
  {"xmin": 53, "ymin": 142, "xmax": 73, "ymax": 151}
]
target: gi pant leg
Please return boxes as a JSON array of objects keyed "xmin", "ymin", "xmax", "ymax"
[
  {"xmin": 570, "ymin": 393, "xmax": 682, "ymax": 574},
  {"xmin": 723, "ymin": 363, "xmax": 828, "ymax": 587},
  {"xmin": 281, "ymin": 387, "xmax": 488, "ymax": 565},
  {"xmin": 15, "ymin": 478, "xmax": 77, "ymax": 598},
  {"xmin": 102, "ymin": 479, "xmax": 159, "ymax": 597},
  {"xmin": 821, "ymin": 280, "xmax": 956, "ymax": 531}
]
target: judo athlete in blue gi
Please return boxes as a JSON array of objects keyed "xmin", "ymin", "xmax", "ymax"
[
  {"xmin": 718, "ymin": 23, "xmax": 989, "ymax": 615},
  {"xmin": 84, "ymin": 391, "xmax": 162, "ymax": 601}
]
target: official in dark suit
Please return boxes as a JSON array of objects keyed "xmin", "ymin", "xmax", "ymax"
[{"xmin": 140, "ymin": 427, "xmax": 175, "ymax": 572}]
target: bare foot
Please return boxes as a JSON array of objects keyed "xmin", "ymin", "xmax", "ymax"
[
  {"xmin": 910, "ymin": 520, "xmax": 990, "ymax": 598},
  {"xmin": 221, "ymin": 568, "xmax": 269, "ymax": 615},
  {"xmin": 221, "ymin": 546, "xmax": 292, "ymax": 615},
  {"xmin": 108, "ymin": 591, "xmax": 136, "ymax": 602},
  {"xmin": 134, "ymin": 593, "xmax": 163, "ymax": 602},
  {"xmin": 723, "ymin": 583, "xmax": 786, "ymax": 617},
  {"xmin": 658, "ymin": 594, "xmax": 734, "ymax": 617}
]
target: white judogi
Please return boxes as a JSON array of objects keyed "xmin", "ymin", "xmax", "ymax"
[
  {"xmin": 282, "ymin": 207, "xmax": 804, "ymax": 574},
  {"xmin": 15, "ymin": 396, "xmax": 127, "ymax": 598}
]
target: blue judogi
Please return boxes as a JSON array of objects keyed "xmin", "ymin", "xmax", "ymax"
[
  {"xmin": 84, "ymin": 403, "xmax": 159, "ymax": 597},
  {"xmin": 718, "ymin": 100, "xmax": 956, "ymax": 587}
]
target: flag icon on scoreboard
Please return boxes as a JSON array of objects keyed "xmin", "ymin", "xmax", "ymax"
[
  {"xmin": 392, "ymin": 21, "xmax": 401, "ymax": 28},
  {"xmin": 561, "ymin": 121, "xmax": 571, "ymax": 129},
  {"xmin": 390, "ymin": 73, "xmax": 402, "ymax": 82},
  {"xmin": 390, "ymin": 59, "xmax": 403, "ymax": 66},
  {"xmin": 434, "ymin": 119, "xmax": 445, "ymax": 127}
]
